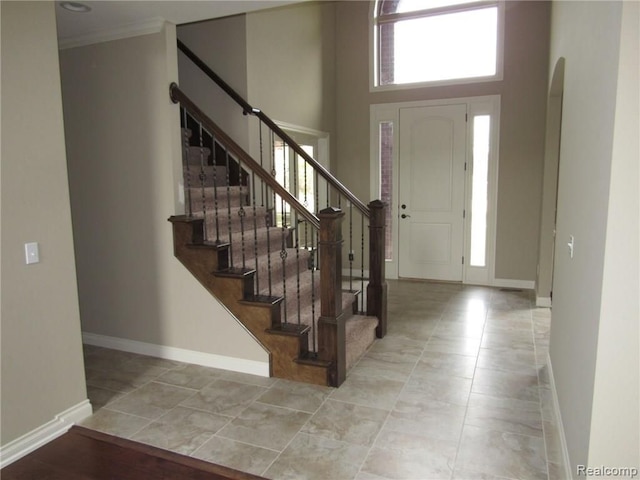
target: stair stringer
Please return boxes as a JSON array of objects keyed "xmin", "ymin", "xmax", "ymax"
[{"xmin": 169, "ymin": 215, "xmax": 331, "ymax": 386}]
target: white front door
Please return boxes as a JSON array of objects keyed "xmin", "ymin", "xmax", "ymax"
[{"xmin": 398, "ymin": 104, "xmax": 467, "ymax": 281}]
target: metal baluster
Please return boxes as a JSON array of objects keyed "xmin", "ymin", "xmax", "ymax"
[
  {"xmin": 259, "ymin": 120, "xmax": 265, "ymax": 208},
  {"xmin": 224, "ymin": 147, "xmax": 233, "ymax": 265},
  {"xmin": 325, "ymin": 178, "xmax": 330, "ymax": 209},
  {"xmin": 238, "ymin": 156, "xmax": 246, "ymax": 269},
  {"xmin": 280, "ymin": 142, "xmax": 288, "ymax": 323},
  {"xmin": 292, "ymin": 148, "xmax": 302, "ymax": 325},
  {"xmin": 361, "ymin": 214, "xmax": 365, "ymax": 314},
  {"xmin": 349, "ymin": 202, "xmax": 354, "ymax": 293},
  {"xmin": 267, "ymin": 130, "xmax": 277, "ymax": 297},
  {"xmin": 281, "ymin": 142, "xmax": 287, "ymax": 228},
  {"xmin": 198, "ymin": 121, "xmax": 208, "ymax": 241},
  {"xmin": 310, "ymin": 229, "xmax": 317, "ymax": 356},
  {"xmin": 182, "ymin": 110, "xmax": 192, "ymax": 218},
  {"xmin": 212, "ymin": 137, "xmax": 220, "ymax": 243},
  {"xmin": 266, "ymin": 187, "xmax": 273, "ymax": 298},
  {"xmin": 316, "ymin": 170, "xmax": 320, "ymax": 216},
  {"xmin": 303, "ymin": 156, "xmax": 309, "ymax": 249},
  {"xmin": 295, "ymin": 222, "xmax": 301, "ymax": 326},
  {"xmin": 292, "ymin": 147, "xmax": 298, "ymax": 207},
  {"xmin": 280, "ymin": 224, "xmax": 288, "ymax": 324},
  {"xmin": 252, "ymin": 125, "xmax": 262, "ymax": 293}
]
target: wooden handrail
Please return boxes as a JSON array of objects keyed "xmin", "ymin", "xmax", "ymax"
[
  {"xmin": 177, "ymin": 39, "xmax": 370, "ymax": 219},
  {"xmin": 170, "ymin": 83, "xmax": 320, "ymax": 231}
]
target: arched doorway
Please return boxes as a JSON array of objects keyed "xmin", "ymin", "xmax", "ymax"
[{"xmin": 536, "ymin": 58, "xmax": 565, "ymax": 306}]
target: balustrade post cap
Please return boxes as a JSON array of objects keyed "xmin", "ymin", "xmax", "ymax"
[
  {"xmin": 368, "ymin": 199, "xmax": 385, "ymax": 209},
  {"xmin": 319, "ymin": 206, "xmax": 344, "ymax": 217}
]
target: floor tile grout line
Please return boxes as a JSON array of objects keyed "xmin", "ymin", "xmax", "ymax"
[
  {"xmin": 450, "ymin": 286, "xmax": 493, "ymax": 478},
  {"xmin": 454, "ymin": 290, "xmax": 550, "ymax": 480},
  {"xmin": 252, "ymin": 398, "xmax": 324, "ymax": 416},
  {"xmin": 258, "ymin": 381, "xmax": 336, "ymax": 478},
  {"xmin": 187, "ymin": 413, "xmax": 239, "ymax": 460},
  {"xmin": 355, "ymin": 290, "xmax": 458, "ymax": 480},
  {"xmin": 211, "ymin": 430, "xmax": 283, "ymax": 455},
  {"xmin": 81, "ymin": 282, "xmax": 555, "ymax": 480}
]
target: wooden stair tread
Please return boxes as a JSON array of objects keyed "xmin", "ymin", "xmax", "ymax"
[
  {"xmin": 186, "ymin": 241, "xmax": 230, "ymax": 250},
  {"xmin": 240, "ymin": 294, "xmax": 283, "ymax": 306},
  {"xmin": 295, "ymin": 355, "xmax": 332, "ymax": 368},
  {"xmin": 214, "ymin": 267, "xmax": 255, "ymax": 278},
  {"xmin": 266, "ymin": 323, "xmax": 310, "ymax": 336}
]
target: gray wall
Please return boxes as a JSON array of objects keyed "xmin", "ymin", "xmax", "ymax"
[
  {"xmin": 59, "ymin": 26, "xmax": 267, "ymax": 365},
  {"xmin": 334, "ymin": 0, "xmax": 551, "ymax": 281},
  {"xmin": 548, "ymin": 0, "xmax": 639, "ymax": 472},
  {"xmin": 1, "ymin": 1, "xmax": 88, "ymax": 444}
]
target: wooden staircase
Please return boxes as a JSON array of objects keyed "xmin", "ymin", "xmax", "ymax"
[
  {"xmin": 168, "ymin": 43, "xmax": 387, "ymax": 387},
  {"xmin": 168, "ymin": 126, "xmax": 382, "ymax": 387}
]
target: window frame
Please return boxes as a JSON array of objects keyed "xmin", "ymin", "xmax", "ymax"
[{"xmin": 369, "ymin": 0, "xmax": 505, "ymax": 91}]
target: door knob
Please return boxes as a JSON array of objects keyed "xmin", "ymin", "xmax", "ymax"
[{"xmin": 401, "ymin": 214, "xmax": 411, "ymax": 219}]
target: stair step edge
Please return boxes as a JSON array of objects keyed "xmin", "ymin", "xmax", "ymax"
[
  {"xmin": 213, "ymin": 267, "xmax": 255, "ymax": 278},
  {"xmin": 187, "ymin": 240, "xmax": 230, "ymax": 250},
  {"xmin": 266, "ymin": 323, "xmax": 310, "ymax": 337},
  {"xmin": 295, "ymin": 355, "xmax": 332, "ymax": 368},
  {"xmin": 239, "ymin": 295, "xmax": 283, "ymax": 306}
]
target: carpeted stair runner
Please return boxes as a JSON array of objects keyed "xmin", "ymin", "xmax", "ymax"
[{"xmin": 183, "ymin": 133, "xmax": 377, "ymax": 374}]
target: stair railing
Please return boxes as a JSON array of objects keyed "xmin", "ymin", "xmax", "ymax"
[
  {"xmin": 177, "ymin": 39, "xmax": 385, "ymax": 316},
  {"xmin": 173, "ymin": 84, "xmax": 323, "ymax": 350},
  {"xmin": 177, "ymin": 40, "xmax": 369, "ymax": 219},
  {"xmin": 173, "ymin": 40, "xmax": 387, "ymax": 384}
]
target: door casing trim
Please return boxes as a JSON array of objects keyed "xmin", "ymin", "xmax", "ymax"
[{"xmin": 370, "ymin": 95, "xmax": 501, "ymax": 285}]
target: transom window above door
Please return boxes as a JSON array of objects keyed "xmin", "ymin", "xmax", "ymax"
[{"xmin": 371, "ymin": 0, "xmax": 504, "ymax": 89}]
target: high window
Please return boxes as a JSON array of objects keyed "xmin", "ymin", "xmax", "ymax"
[{"xmin": 372, "ymin": 0, "xmax": 503, "ymax": 89}]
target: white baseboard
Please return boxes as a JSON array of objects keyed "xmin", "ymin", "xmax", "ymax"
[
  {"xmin": 547, "ymin": 354, "xmax": 573, "ymax": 479},
  {"xmin": 82, "ymin": 332, "xmax": 270, "ymax": 377},
  {"xmin": 0, "ymin": 399, "xmax": 92, "ymax": 468},
  {"xmin": 493, "ymin": 278, "xmax": 536, "ymax": 290},
  {"xmin": 536, "ymin": 296, "xmax": 552, "ymax": 307}
]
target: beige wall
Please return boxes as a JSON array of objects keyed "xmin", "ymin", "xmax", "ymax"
[
  {"xmin": 1, "ymin": 2, "xmax": 87, "ymax": 444},
  {"xmin": 178, "ymin": 15, "xmax": 251, "ymax": 151},
  {"xmin": 246, "ymin": 2, "xmax": 336, "ymax": 135},
  {"xmin": 334, "ymin": 0, "xmax": 551, "ymax": 281},
  {"xmin": 178, "ymin": 3, "xmax": 337, "ymax": 157},
  {"xmin": 588, "ymin": 1, "xmax": 640, "ymax": 467},
  {"xmin": 588, "ymin": 1, "xmax": 639, "ymax": 468},
  {"xmin": 548, "ymin": 0, "xmax": 639, "ymax": 472},
  {"xmin": 59, "ymin": 27, "xmax": 267, "ymax": 365},
  {"xmin": 536, "ymin": 58, "xmax": 564, "ymax": 303}
]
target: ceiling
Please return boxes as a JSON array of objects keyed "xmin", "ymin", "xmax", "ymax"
[{"xmin": 56, "ymin": 0, "xmax": 301, "ymax": 46}]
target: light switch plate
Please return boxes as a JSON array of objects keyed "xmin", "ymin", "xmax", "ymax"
[{"xmin": 25, "ymin": 242, "xmax": 39, "ymax": 264}]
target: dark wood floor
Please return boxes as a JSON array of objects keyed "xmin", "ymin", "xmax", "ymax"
[{"xmin": 1, "ymin": 426, "xmax": 266, "ymax": 480}]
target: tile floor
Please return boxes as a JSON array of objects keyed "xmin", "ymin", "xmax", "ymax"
[{"xmin": 81, "ymin": 279, "xmax": 565, "ymax": 480}]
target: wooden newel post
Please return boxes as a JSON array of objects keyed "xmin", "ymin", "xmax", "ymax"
[
  {"xmin": 367, "ymin": 200, "xmax": 387, "ymax": 338},
  {"xmin": 317, "ymin": 207, "xmax": 346, "ymax": 387}
]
